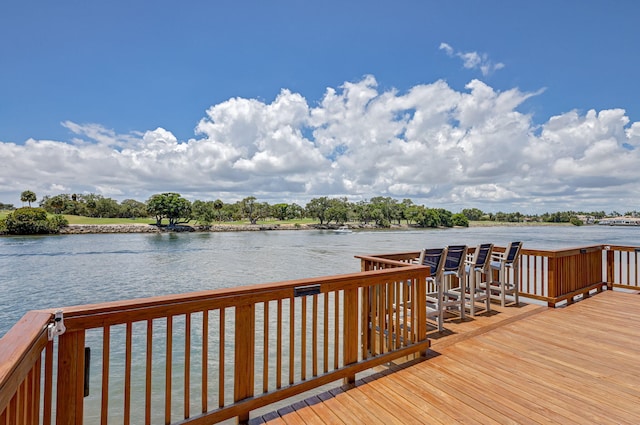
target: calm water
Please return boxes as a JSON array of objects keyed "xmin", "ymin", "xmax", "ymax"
[{"xmin": 1, "ymin": 225, "xmax": 639, "ymax": 336}]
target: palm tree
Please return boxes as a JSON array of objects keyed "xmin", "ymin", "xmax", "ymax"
[
  {"xmin": 20, "ymin": 190, "xmax": 37, "ymax": 207},
  {"xmin": 213, "ymin": 199, "xmax": 224, "ymax": 222}
]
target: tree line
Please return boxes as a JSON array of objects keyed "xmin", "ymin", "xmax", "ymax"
[
  {"xmin": 32, "ymin": 192, "xmax": 470, "ymax": 228},
  {"xmin": 2, "ymin": 190, "xmax": 630, "ymax": 235}
]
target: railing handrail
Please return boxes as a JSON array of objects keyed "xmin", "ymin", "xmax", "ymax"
[
  {"xmin": 0, "ymin": 310, "xmax": 52, "ymax": 414},
  {"xmin": 355, "ymin": 251, "xmax": 421, "ymax": 261},
  {"xmin": 39, "ymin": 265, "xmax": 428, "ymax": 331},
  {"xmin": 521, "ymin": 245, "xmax": 604, "ymax": 258}
]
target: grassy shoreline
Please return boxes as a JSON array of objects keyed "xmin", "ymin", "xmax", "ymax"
[
  {"xmin": 60, "ymin": 217, "xmax": 573, "ymax": 228},
  {"xmin": 0, "ymin": 210, "xmax": 574, "ymax": 231}
]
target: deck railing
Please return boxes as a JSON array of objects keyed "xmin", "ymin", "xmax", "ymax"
[
  {"xmin": 605, "ymin": 245, "xmax": 640, "ymax": 291},
  {"xmin": 3, "ymin": 243, "xmax": 640, "ymax": 424},
  {"xmin": 357, "ymin": 244, "xmax": 639, "ymax": 307},
  {"xmin": 0, "ymin": 265, "xmax": 430, "ymax": 424}
]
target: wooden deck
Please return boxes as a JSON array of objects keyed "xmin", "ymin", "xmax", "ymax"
[{"xmin": 252, "ymin": 291, "xmax": 640, "ymax": 424}]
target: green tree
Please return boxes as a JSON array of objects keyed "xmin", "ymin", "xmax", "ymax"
[
  {"xmin": 222, "ymin": 202, "xmax": 242, "ymax": 221},
  {"xmin": 409, "ymin": 206, "xmax": 441, "ymax": 228},
  {"xmin": 256, "ymin": 202, "xmax": 271, "ymax": 222},
  {"xmin": 94, "ymin": 197, "xmax": 120, "ymax": 218},
  {"xmin": 191, "ymin": 200, "xmax": 216, "ymax": 226},
  {"xmin": 434, "ymin": 208, "xmax": 453, "ymax": 227},
  {"xmin": 461, "ymin": 208, "xmax": 483, "ymax": 221},
  {"xmin": 271, "ymin": 202, "xmax": 304, "ymax": 221},
  {"xmin": 146, "ymin": 193, "xmax": 192, "ymax": 227},
  {"xmin": 399, "ymin": 199, "xmax": 414, "ymax": 224},
  {"xmin": 119, "ymin": 199, "xmax": 148, "ymax": 219},
  {"xmin": 306, "ymin": 197, "xmax": 331, "ymax": 225},
  {"xmin": 213, "ymin": 199, "xmax": 224, "ymax": 221},
  {"xmin": 452, "ymin": 213, "xmax": 469, "ymax": 227},
  {"xmin": 326, "ymin": 197, "xmax": 350, "ymax": 224},
  {"xmin": 353, "ymin": 200, "xmax": 373, "ymax": 224},
  {"xmin": 421, "ymin": 208, "xmax": 441, "ymax": 228},
  {"xmin": 241, "ymin": 196, "xmax": 259, "ymax": 224},
  {"xmin": 288, "ymin": 203, "xmax": 304, "ymax": 220},
  {"xmin": 40, "ymin": 194, "xmax": 71, "ymax": 214},
  {"xmin": 404, "ymin": 204, "xmax": 421, "ymax": 225},
  {"xmin": 271, "ymin": 203, "xmax": 291, "ymax": 220},
  {"xmin": 1, "ymin": 207, "xmax": 68, "ymax": 235},
  {"xmin": 369, "ymin": 196, "xmax": 399, "ymax": 227},
  {"xmin": 20, "ymin": 190, "xmax": 37, "ymax": 207}
]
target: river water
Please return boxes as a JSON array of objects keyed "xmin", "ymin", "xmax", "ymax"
[
  {"xmin": 1, "ymin": 224, "xmax": 639, "ymax": 337},
  {"xmin": 2, "ymin": 225, "xmax": 640, "ymax": 423}
]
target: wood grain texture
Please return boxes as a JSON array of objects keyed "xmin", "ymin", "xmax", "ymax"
[{"xmin": 258, "ymin": 291, "xmax": 640, "ymax": 424}]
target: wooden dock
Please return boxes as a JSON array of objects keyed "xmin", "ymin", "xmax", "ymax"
[{"xmin": 253, "ymin": 291, "xmax": 640, "ymax": 424}]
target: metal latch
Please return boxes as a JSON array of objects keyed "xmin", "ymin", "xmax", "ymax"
[{"xmin": 48, "ymin": 310, "xmax": 66, "ymax": 340}]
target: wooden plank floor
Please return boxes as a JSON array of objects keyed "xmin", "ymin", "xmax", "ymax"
[{"xmin": 252, "ymin": 291, "xmax": 640, "ymax": 424}]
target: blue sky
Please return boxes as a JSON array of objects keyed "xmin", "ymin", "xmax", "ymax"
[{"xmin": 1, "ymin": 1, "xmax": 639, "ymax": 214}]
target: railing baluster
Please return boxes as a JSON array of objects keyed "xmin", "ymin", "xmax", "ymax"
[
  {"xmin": 334, "ymin": 291, "xmax": 340, "ymax": 368},
  {"xmin": 124, "ymin": 322, "xmax": 132, "ymax": 425},
  {"xmin": 165, "ymin": 315, "xmax": 173, "ymax": 424},
  {"xmin": 9, "ymin": 395, "xmax": 16, "ymax": 424},
  {"xmin": 234, "ymin": 304, "xmax": 255, "ymax": 424},
  {"xmin": 288, "ymin": 297, "xmax": 295, "ymax": 386},
  {"xmin": 633, "ymin": 251, "xmax": 640, "ymax": 286},
  {"xmin": 343, "ymin": 287, "xmax": 359, "ymax": 384},
  {"xmin": 184, "ymin": 313, "xmax": 191, "ymax": 419},
  {"xmin": 275, "ymin": 301, "xmax": 282, "ymax": 389},
  {"xmin": 263, "ymin": 302, "xmax": 269, "ymax": 393},
  {"xmin": 301, "ymin": 296, "xmax": 307, "ymax": 381},
  {"xmin": 626, "ymin": 251, "xmax": 631, "ymax": 286},
  {"xmin": 201, "ymin": 311, "xmax": 208, "ymax": 413},
  {"xmin": 378, "ymin": 284, "xmax": 384, "ymax": 355},
  {"xmin": 361, "ymin": 287, "xmax": 370, "ymax": 360},
  {"xmin": 218, "ymin": 308, "xmax": 225, "ymax": 409},
  {"xmin": 32, "ymin": 355, "xmax": 41, "ymax": 424},
  {"xmin": 18, "ymin": 381, "xmax": 25, "ymax": 425},
  {"xmin": 100, "ymin": 326, "xmax": 110, "ymax": 425},
  {"xmin": 43, "ymin": 339, "xmax": 53, "ymax": 425},
  {"xmin": 402, "ymin": 280, "xmax": 409, "ymax": 346},
  {"xmin": 312, "ymin": 294, "xmax": 318, "ymax": 377},
  {"xmin": 145, "ymin": 320, "xmax": 153, "ymax": 424},
  {"xmin": 323, "ymin": 294, "xmax": 329, "ymax": 373}
]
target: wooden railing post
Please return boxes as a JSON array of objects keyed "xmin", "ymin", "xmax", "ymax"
[
  {"xmin": 414, "ymin": 271, "xmax": 428, "ymax": 355},
  {"xmin": 56, "ymin": 330, "xmax": 85, "ymax": 425},
  {"xmin": 343, "ymin": 287, "xmax": 359, "ymax": 386},
  {"xmin": 361, "ymin": 258, "xmax": 368, "ymax": 272},
  {"xmin": 234, "ymin": 304, "xmax": 255, "ymax": 424},
  {"xmin": 606, "ymin": 249, "xmax": 615, "ymax": 289},
  {"xmin": 546, "ymin": 254, "xmax": 558, "ymax": 307}
]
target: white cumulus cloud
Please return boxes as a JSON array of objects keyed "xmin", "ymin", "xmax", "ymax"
[{"xmin": 1, "ymin": 75, "xmax": 639, "ymax": 213}]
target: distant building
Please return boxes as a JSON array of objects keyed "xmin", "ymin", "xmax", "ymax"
[
  {"xmin": 576, "ymin": 215, "xmax": 595, "ymax": 225},
  {"xmin": 598, "ymin": 216, "xmax": 640, "ymax": 226}
]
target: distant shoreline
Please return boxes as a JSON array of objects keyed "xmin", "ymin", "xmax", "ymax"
[{"xmin": 54, "ymin": 221, "xmax": 572, "ymax": 235}]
